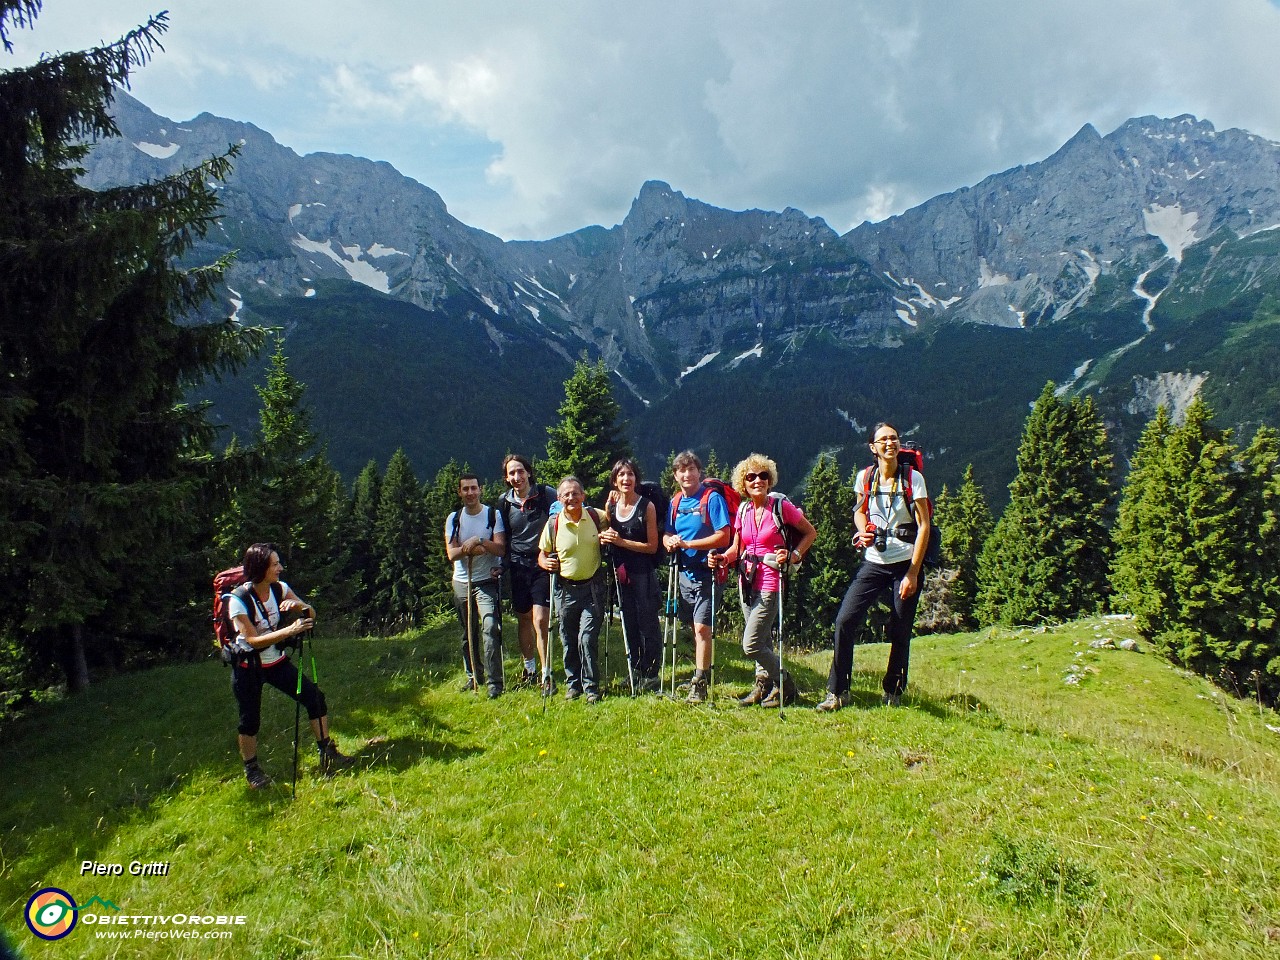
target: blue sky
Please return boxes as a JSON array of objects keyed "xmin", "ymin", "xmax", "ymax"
[{"xmin": 9, "ymin": 0, "xmax": 1280, "ymax": 240}]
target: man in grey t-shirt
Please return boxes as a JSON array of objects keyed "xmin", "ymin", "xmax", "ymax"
[
  {"xmin": 445, "ymin": 473, "xmax": 507, "ymax": 697},
  {"xmin": 498, "ymin": 454, "xmax": 558, "ymax": 693}
]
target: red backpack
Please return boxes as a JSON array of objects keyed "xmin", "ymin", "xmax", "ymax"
[
  {"xmin": 668, "ymin": 478, "xmax": 741, "ymax": 532},
  {"xmin": 669, "ymin": 478, "xmax": 741, "ymax": 581}
]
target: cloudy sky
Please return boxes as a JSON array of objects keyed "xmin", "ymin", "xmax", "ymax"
[{"xmin": 9, "ymin": 0, "xmax": 1280, "ymax": 240}]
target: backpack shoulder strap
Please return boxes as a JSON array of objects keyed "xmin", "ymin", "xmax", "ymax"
[
  {"xmin": 486, "ymin": 504, "xmax": 496, "ymax": 540},
  {"xmin": 858, "ymin": 466, "xmax": 875, "ymax": 509},
  {"xmin": 770, "ymin": 493, "xmax": 794, "ymax": 551}
]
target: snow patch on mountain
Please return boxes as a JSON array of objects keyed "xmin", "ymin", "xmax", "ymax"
[
  {"xmin": 291, "ymin": 234, "xmax": 392, "ymax": 293},
  {"xmin": 1055, "ymin": 359, "xmax": 1093, "ymax": 396},
  {"xmin": 1144, "ymin": 203, "xmax": 1200, "ymax": 262},
  {"xmin": 679, "ymin": 352, "xmax": 719, "ymax": 380},
  {"xmin": 728, "ymin": 344, "xmax": 763, "ymax": 368},
  {"xmin": 836, "ymin": 409, "xmax": 865, "ymax": 434},
  {"xmin": 133, "ymin": 140, "xmax": 179, "ymax": 159}
]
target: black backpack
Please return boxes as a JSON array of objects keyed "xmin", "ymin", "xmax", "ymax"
[{"xmin": 449, "ymin": 504, "xmax": 497, "ymax": 545}]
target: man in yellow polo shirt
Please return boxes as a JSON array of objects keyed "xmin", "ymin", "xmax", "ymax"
[{"xmin": 538, "ymin": 476, "xmax": 609, "ymax": 703}]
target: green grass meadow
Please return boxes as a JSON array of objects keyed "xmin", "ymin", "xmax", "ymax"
[{"xmin": 3, "ymin": 614, "xmax": 1280, "ymax": 958}]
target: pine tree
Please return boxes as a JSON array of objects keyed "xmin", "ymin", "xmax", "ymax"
[
  {"xmin": 542, "ymin": 358, "xmax": 630, "ymax": 501},
  {"xmin": 934, "ymin": 464, "xmax": 994, "ymax": 628},
  {"xmin": 704, "ymin": 449, "xmax": 726, "ymax": 482},
  {"xmin": 795, "ymin": 453, "xmax": 857, "ymax": 645},
  {"xmin": 421, "ymin": 459, "xmax": 465, "ymax": 617},
  {"xmin": 976, "ymin": 384, "xmax": 1113, "ymax": 626},
  {"xmin": 0, "ymin": 6, "xmax": 261, "ymax": 690},
  {"xmin": 1238, "ymin": 427, "xmax": 1280, "ymax": 698},
  {"xmin": 1111, "ymin": 406, "xmax": 1177, "ymax": 634},
  {"xmin": 345, "ymin": 460, "xmax": 382, "ymax": 627},
  {"xmin": 374, "ymin": 449, "xmax": 428, "ymax": 628},
  {"xmin": 216, "ymin": 338, "xmax": 341, "ymax": 605}
]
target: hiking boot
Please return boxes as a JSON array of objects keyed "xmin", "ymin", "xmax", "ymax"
[
  {"xmin": 514, "ymin": 669, "xmax": 538, "ymax": 690},
  {"xmin": 318, "ymin": 738, "xmax": 356, "ymax": 777},
  {"xmin": 638, "ymin": 674, "xmax": 662, "ymax": 694},
  {"xmin": 738, "ymin": 676, "xmax": 774, "ymax": 707},
  {"xmin": 586, "ymin": 691, "xmax": 603, "ymax": 705},
  {"xmin": 685, "ymin": 677, "xmax": 708, "ymax": 704},
  {"xmin": 459, "ymin": 677, "xmax": 478, "ymax": 693},
  {"xmin": 815, "ymin": 690, "xmax": 850, "ymax": 713},
  {"xmin": 882, "ymin": 692, "xmax": 902, "ymax": 707},
  {"xmin": 565, "ymin": 687, "xmax": 582, "ymax": 701},
  {"xmin": 487, "ymin": 684, "xmax": 503, "ymax": 700},
  {"xmin": 244, "ymin": 760, "xmax": 272, "ymax": 790},
  {"xmin": 762, "ymin": 673, "xmax": 799, "ymax": 709},
  {"xmin": 541, "ymin": 676, "xmax": 558, "ymax": 697}
]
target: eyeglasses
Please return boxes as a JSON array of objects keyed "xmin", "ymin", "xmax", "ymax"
[
  {"xmin": 873, "ymin": 437, "xmax": 900, "ymax": 446},
  {"xmin": 744, "ymin": 472, "xmax": 771, "ymax": 483}
]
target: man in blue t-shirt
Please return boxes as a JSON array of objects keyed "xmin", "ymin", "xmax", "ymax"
[{"xmin": 662, "ymin": 450, "xmax": 731, "ymax": 703}]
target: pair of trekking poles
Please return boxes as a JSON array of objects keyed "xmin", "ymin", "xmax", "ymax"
[
  {"xmin": 537, "ymin": 556, "xmax": 638, "ymax": 716},
  {"xmin": 659, "ymin": 552, "xmax": 794, "ymax": 716}
]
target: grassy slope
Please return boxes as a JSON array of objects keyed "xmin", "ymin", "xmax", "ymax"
[{"xmin": 3, "ymin": 616, "xmax": 1280, "ymax": 959}]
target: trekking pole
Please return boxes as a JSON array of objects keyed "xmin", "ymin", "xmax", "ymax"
[
  {"xmin": 708, "ymin": 554, "xmax": 719, "ymax": 705},
  {"xmin": 611, "ymin": 557, "xmax": 636, "ymax": 696},
  {"xmin": 602, "ymin": 562, "xmax": 611, "ymax": 692},
  {"xmin": 292, "ymin": 674, "xmax": 302, "ymax": 800},
  {"xmin": 544, "ymin": 568, "xmax": 558, "ymax": 716},
  {"xmin": 292, "ymin": 623, "xmax": 316, "ymax": 799},
  {"xmin": 466, "ymin": 556, "xmax": 480, "ymax": 698},
  {"xmin": 664, "ymin": 562, "xmax": 678, "ymax": 697},
  {"xmin": 777, "ymin": 566, "xmax": 788, "ymax": 722}
]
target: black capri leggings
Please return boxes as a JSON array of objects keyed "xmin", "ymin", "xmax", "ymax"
[{"xmin": 232, "ymin": 658, "xmax": 327, "ymax": 737}]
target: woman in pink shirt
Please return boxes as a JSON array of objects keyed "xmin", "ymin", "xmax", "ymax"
[{"xmin": 712, "ymin": 454, "xmax": 816, "ymax": 707}]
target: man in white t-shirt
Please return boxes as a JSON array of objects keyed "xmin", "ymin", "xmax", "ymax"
[{"xmin": 445, "ymin": 473, "xmax": 507, "ymax": 697}]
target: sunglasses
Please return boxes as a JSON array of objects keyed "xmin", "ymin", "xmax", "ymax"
[{"xmin": 744, "ymin": 471, "xmax": 772, "ymax": 483}]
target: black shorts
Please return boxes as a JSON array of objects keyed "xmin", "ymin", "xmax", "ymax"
[
  {"xmin": 231, "ymin": 658, "xmax": 327, "ymax": 737},
  {"xmin": 508, "ymin": 560, "xmax": 551, "ymax": 614}
]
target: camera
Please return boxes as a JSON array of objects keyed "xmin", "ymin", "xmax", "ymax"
[{"xmin": 866, "ymin": 523, "xmax": 888, "ymax": 552}]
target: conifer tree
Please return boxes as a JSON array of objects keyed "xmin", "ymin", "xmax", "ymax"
[
  {"xmin": 0, "ymin": 5, "xmax": 260, "ymax": 690},
  {"xmin": 1237, "ymin": 427, "xmax": 1280, "ymax": 697},
  {"xmin": 374, "ymin": 449, "xmax": 428, "ymax": 628},
  {"xmin": 216, "ymin": 338, "xmax": 341, "ymax": 603},
  {"xmin": 934, "ymin": 464, "xmax": 994, "ymax": 628},
  {"xmin": 704, "ymin": 449, "xmax": 726, "ymax": 481},
  {"xmin": 421, "ymin": 459, "xmax": 464, "ymax": 617},
  {"xmin": 1111, "ymin": 406, "xmax": 1177, "ymax": 633},
  {"xmin": 976, "ymin": 384, "xmax": 1113, "ymax": 626},
  {"xmin": 796, "ymin": 453, "xmax": 857, "ymax": 645},
  {"xmin": 345, "ymin": 460, "xmax": 382, "ymax": 626},
  {"xmin": 542, "ymin": 358, "xmax": 630, "ymax": 501}
]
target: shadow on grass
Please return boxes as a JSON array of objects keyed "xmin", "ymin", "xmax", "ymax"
[{"xmin": 0, "ymin": 622, "xmax": 481, "ymax": 898}]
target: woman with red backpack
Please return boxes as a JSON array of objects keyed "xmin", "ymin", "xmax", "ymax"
[
  {"xmin": 818, "ymin": 422, "xmax": 932, "ymax": 712},
  {"xmin": 224, "ymin": 543, "xmax": 355, "ymax": 788}
]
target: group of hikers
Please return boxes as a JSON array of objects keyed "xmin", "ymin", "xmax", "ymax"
[{"xmin": 220, "ymin": 422, "xmax": 932, "ymax": 789}]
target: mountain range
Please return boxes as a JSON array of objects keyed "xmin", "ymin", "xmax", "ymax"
[{"xmin": 84, "ymin": 94, "xmax": 1280, "ymax": 497}]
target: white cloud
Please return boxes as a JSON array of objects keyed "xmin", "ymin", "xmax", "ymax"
[{"xmin": 9, "ymin": 0, "xmax": 1280, "ymax": 240}]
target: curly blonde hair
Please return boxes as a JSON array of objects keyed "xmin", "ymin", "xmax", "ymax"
[{"xmin": 731, "ymin": 453, "xmax": 778, "ymax": 496}]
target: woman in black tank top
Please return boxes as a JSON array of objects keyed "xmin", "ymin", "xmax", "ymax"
[{"xmin": 599, "ymin": 458, "xmax": 663, "ymax": 691}]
